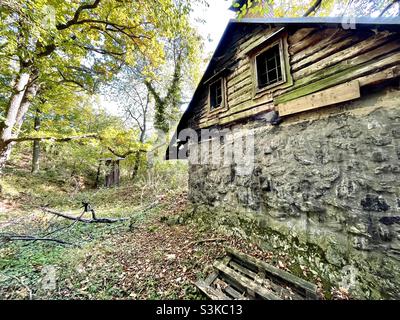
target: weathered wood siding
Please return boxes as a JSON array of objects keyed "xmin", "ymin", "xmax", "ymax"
[{"xmin": 187, "ymin": 24, "xmax": 400, "ymax": 129}]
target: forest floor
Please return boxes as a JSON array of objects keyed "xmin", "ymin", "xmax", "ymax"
[{"xmin": 0, "ymin": 161, "xmax": 276, "ymax": 300}]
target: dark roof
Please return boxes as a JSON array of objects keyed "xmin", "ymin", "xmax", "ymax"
[
  {"xmin": 166, "ymin": 16, "xmax": 400, "ymax": 158},
  {"xmin": 236, "ymin": 16, "xmax": 400, "ymax": 27}
]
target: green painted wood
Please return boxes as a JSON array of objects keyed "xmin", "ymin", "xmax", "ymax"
[{"xmin": 275, "ymin": 51, "xmax": 400, "ymax": 105}]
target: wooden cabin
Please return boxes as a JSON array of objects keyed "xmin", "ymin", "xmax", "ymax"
[{"xmin": 168, "ymin": 15, "xmax": 400, "ymax": 299}]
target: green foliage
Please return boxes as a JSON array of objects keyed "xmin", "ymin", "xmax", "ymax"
[{"xmin": 233, "ymin": 0, "xmax": 397, "ymax": 18}]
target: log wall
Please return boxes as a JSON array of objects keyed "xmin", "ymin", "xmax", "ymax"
[{"xmin": 187, "ymin": 24, "xmax": 400, "ymax": 129}]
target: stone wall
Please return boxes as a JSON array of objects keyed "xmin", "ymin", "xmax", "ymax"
[{"xmin": 188, "ymin": 85, "xmax": 400, "ymax": 299}]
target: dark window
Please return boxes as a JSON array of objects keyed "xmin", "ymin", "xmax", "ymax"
[
  {"xmin": 256, "ymin": 44, "xmax": 283, "ymax": 89},
  {"xmin": 210, "ymin": 79, "xmax": 223, "ymax": 109}
]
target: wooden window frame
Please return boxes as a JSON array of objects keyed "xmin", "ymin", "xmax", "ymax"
[
  {"xmin": 249, "ymin": 34, "xmax": 292, "ymax": 99},
  {"xmin": 207, "ymin": 77, "xmax": 228, "ymax": 116}
]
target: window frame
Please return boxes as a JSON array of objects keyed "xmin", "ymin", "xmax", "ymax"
[
  {"xmin": 207, "ymin": 77, "xmax": 227, "ymax": 114},
  {"xmin": 253, "ymin": 38, "xmax": 286, "ymax": 93},
  {"xmin": 247, "ymin": 33, "xmax": 292, "ymax": 99}
]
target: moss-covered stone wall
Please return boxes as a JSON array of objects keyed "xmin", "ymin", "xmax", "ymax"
[{"xmin": 188, "ymin": 86, "xmax": 400, "ymax": 299}]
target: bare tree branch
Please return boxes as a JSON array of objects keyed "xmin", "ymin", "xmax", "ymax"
[
  {"xmin": 41, "ymin": 207, "xmax": 128, "ymax": 224},
  {"xmin": 56, "ymin": 0, "xmax": 102, "ymax": 30},
  {"xmin": 303, "ymin": 0, "xmax": 323, "ymax": 16},
  {"xmin": 1, "ymin": 234, "xmax": 75, "ymax": 246},
  {"xmin": 5, "ymin": 133, "xmax": 98, "ymax": 144},
  {"xmin": 379, "ymin": 0, "xmax": 400, "ymax": 17},
  {"xmin": 107, "ymin": 146, "xmax": 147, "ymax": 158}
]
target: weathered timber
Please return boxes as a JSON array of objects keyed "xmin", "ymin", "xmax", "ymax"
[
  {"xmin": 223, "ymin": 285, "xmax": 247, "ymax": 299},
  {"xmin": 358, "ymin": 65, "xmax": 400, "ymax": 86},
  {"xmin": 199, "ymin": 100, "xmax": 274, "ymax": 128},
  {"xmin": 293, "ymin": 31, "xmax": 396, "ymax": 79},
  {"xmin": 228, "ymin": 85, "xmax": 253, "ymax": 103},
  {"xmin": 241, "ymin": 27, "xmax": 285, "ymax": 56},
  {"xmin": 214, "ymin": 261, "xmax": 282, "ymax": 300},
  {"xmin": 296, "ymin": 39, "xmax": 400, "ymax": 87},
  {"xmin": 237, "ymin": 26, "xmax": 275, "ymax": 54},
  {"xmin": 289, "ymin": 28, "xmax": 337, "ymax": 55},
  {"xmin": 226, "ymin": 247, "xmax": 318, "ymax": 299},
  {"xmin": 275, "ymin": 52, "xmax": 400, "ymax": 105},
  {"xmin": 288, "ymin": 28, "xmax": 315, "ymax": 45},
  {"xmin": 229, "ymin": 260, "xmax": 303, "ymax": 300},
  {"xmin": 278, "ymin": 80, "xmax": 361, "ymax": 116},
  {"xmin": 227, "ymin": 69, "xmax": 251, "ymax": 90},
  {"xmin": 195, "ymin": 280, "xmax": 231, "ymax": 300},
  {"xmin": 291, "ymin": 34, "xmax": 360, "ymax": 73},
  {"xmin": 290, "ymin": 28, "xmax": 348, "ymax": 64},
  {"xmin": 227, "ymin": 75, "xmax": 252, "ymax": 94}
]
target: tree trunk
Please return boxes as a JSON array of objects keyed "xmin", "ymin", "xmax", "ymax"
[
  {"xmin": 131, "ymin": 151, "xmax": 141, "ymax": 180},
  {"xmin": 31, "ymin": 108, "xmax": 41, "ymax": 173},
  {"xmin": 0, "ymin": 72, "xmax": 31, "ymax": 170},
  {"xmin": 1, "ymin": 72, "xmax": 30, "ymax": 140},
  {"xmin": 0, "ymin": 70, "xmax": 38, "ymax": 172}
]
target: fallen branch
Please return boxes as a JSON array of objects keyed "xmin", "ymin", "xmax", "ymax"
[
  {"xmin": 183, "ymin": 238, "xmax": 226, "ymax": 249},
  {"xmin": 41, "ymin": 207, "xmax": 128, "ymax": 224},
  {"xmin": 1, "ymin": 234, "xmax": 74, "ymax": 246},
  {"xmin": 43, "ymin": 210, "xmax": 86, "ymax": 237}
]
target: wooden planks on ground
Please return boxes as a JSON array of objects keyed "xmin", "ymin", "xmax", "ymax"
[
  {"xmin": 225, "ymin": 247, "xmax": 318, "ymax": 300},
  {"xmin": 194, "ymin": 247, "xmax": 319, "ymax": 300}
]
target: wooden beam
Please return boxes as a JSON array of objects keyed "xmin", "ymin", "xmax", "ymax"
[
  {"xmin": 358, "ymin": 65, "xmax": 400, "ymax": 86},
  {"xmin": 214, "ymin": 261, "xmax": 282, "ymax": 300},
  {"xmin": 195, "ymin": 280, "xmax": 231, "ymax": 300},
  {"xmin": 293, "ymin": 31, "xmax": 396, "ymax": 80},
  {"xmin": 274, "ymin": 51, "xmax": 400, "ymax": 105},
  {"xmin": 226, "ymin": 247, "xmax": 318, "ymax": 299},
  {"xmin": 278, "ymin": 80, "xmax": 361, "ymax": 116}
]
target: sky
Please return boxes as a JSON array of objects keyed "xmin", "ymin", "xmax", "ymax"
[
  {"xmin": 191, "ymin": 0, "xmax": 236, "ymax": 54},
  {"xmin": 99, "ymin": 0, "xmax": 235, "ymax": 117}
]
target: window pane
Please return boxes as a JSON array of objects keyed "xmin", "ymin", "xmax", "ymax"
[
  {"xmin": 210, "ymin": 79, "xmax": 223, "ymax": 109},
  {"xmin": 256, "ymin": 44, "xmax": 283, "ymax": 89}
]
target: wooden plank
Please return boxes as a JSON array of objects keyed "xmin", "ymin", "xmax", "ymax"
[
  {"xmin": 229, "ymin": 260, "xmax": 259, "ymax": 280},
  {"xmin": 227, "ymin": 67, "xmax": 251, "ymax": 88},
  {"xmin": 294, "ymin": 39, "xmax": 400, "ymax": 89},
  {"xmin": 204, "ymin": 271, "xmax": 219, "ymax": 286},
  {"xmin": 226, "ymin": 247, "xmax": 318, "ymax": 299},
  {"xmin": 228, "ymin": 85, "xmax": 252, "ymax": 103},
  {"xmin": 293, "ymin": 31, "xmax": 395, "ymax": 80},
  {"xmin": 242, "ymin": 27, "xmax": 285, "ymax": 56},
  {"xmin": 227, "ymin": 78, "xmax": 252, "ymax": 97},
  {"xmin": 278, "ymin": 80, "xmax": 361, "ymax": 116},
  {"xmin": 214, "ymin": 261, "xmax": 282, "ymax": 300},
  {"xmin": 289, "ymin": 28, "xmax": 336, "ymax": 55},
  {"xmin": 223, "ymin": 285, "xmax": 247, "ymax": 300},
  {"xmin": 195, "ymin": 280, "xmax": 231, "ymax": 300},
  {"xmin": 230, "ymin": 259, "xmax": 304, "ymax": 300},
  {"xmin": 290, "ymin": 28, "xmax": 348, "ymax": 64},
  {"xmin": 358, "ymin": 65, "xmax": 400, "ymax": 86},
  {"xmin": 199, "ymin": 101, "xmax": 274, "ymax": 128},
  {"xmin": 288, "ymin": 28, "xmax": 315, "ymax": 45},
  {"xmin": 275, "ymin": 51, "xmax": 400, "ymax": 105},
  {"xmin": 238, "ymin": 27, "xmax": 278, "ymax": 54},
  {"xmin": 291, "ymin": 35, "xmax": 357, "ymax": 74}
]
